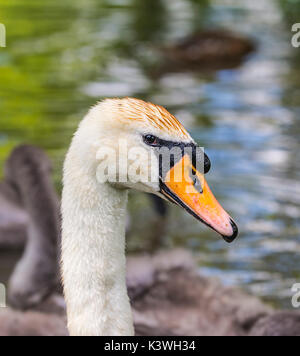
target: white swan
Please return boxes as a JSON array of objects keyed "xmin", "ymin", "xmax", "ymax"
[{"xmin": 61, "ymin": 97, "xmax": 238, "ymax": 336}]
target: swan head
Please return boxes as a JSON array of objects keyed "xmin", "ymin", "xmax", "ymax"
[{"xmin": 72, "ymin": 97, "xmax": 238, "ymax": 242}]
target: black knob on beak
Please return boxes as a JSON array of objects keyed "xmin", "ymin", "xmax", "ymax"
[{"xmin": 204, "ymin": 153, "xmax": 211, "ymax": 174}]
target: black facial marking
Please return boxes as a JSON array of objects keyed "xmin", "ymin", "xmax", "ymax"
[
  {"xmin": 204, "ymin": 153, "xmax": 211, "ymax": 174},
  {"xmin": 145, "ymin": 136, "xmax": 211, "ymax": 180}
]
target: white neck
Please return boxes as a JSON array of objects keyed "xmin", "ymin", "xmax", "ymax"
[{"xmin": 61, "ymin": 132, "xmax": 134, "ymax": 336}]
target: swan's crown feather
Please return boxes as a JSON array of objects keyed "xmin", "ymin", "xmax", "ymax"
[{"xmin": 94, "ymin": 97, "xmax": 191, "ymax": 141}]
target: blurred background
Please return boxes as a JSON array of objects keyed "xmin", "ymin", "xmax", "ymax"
[{"xmin": 0, "ymin": 0, "xmax": 300, "ymax": 310}]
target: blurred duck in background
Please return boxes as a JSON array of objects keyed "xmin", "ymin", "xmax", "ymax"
[
  {"xmin": 0, "ymin": 146, "xmax": 67, "ymax": 336},
  {"xmin": 0, "ymin": 171, "xmax": 27, "ymax": 250},
  {"xmin": 1, "ymin": 146, "xmax": 63, "ymax": 312},
  {"xmin": 158, "ymin": 29, "xmax": 255, "ymax": 74}
]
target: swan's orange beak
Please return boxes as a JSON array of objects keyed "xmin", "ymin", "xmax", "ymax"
[{"xmin": 160, "ymin": 154, "xmax": 238, "ymax": 243}]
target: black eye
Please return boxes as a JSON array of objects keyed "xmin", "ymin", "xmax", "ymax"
[{"xmin": 143, "ymin": 135, "xmax": 158, "ymax": 146}]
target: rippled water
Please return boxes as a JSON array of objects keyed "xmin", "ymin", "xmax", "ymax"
[{"xmin": 0, "ymin": 0, "xmax": 300, "ymax": 308}]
